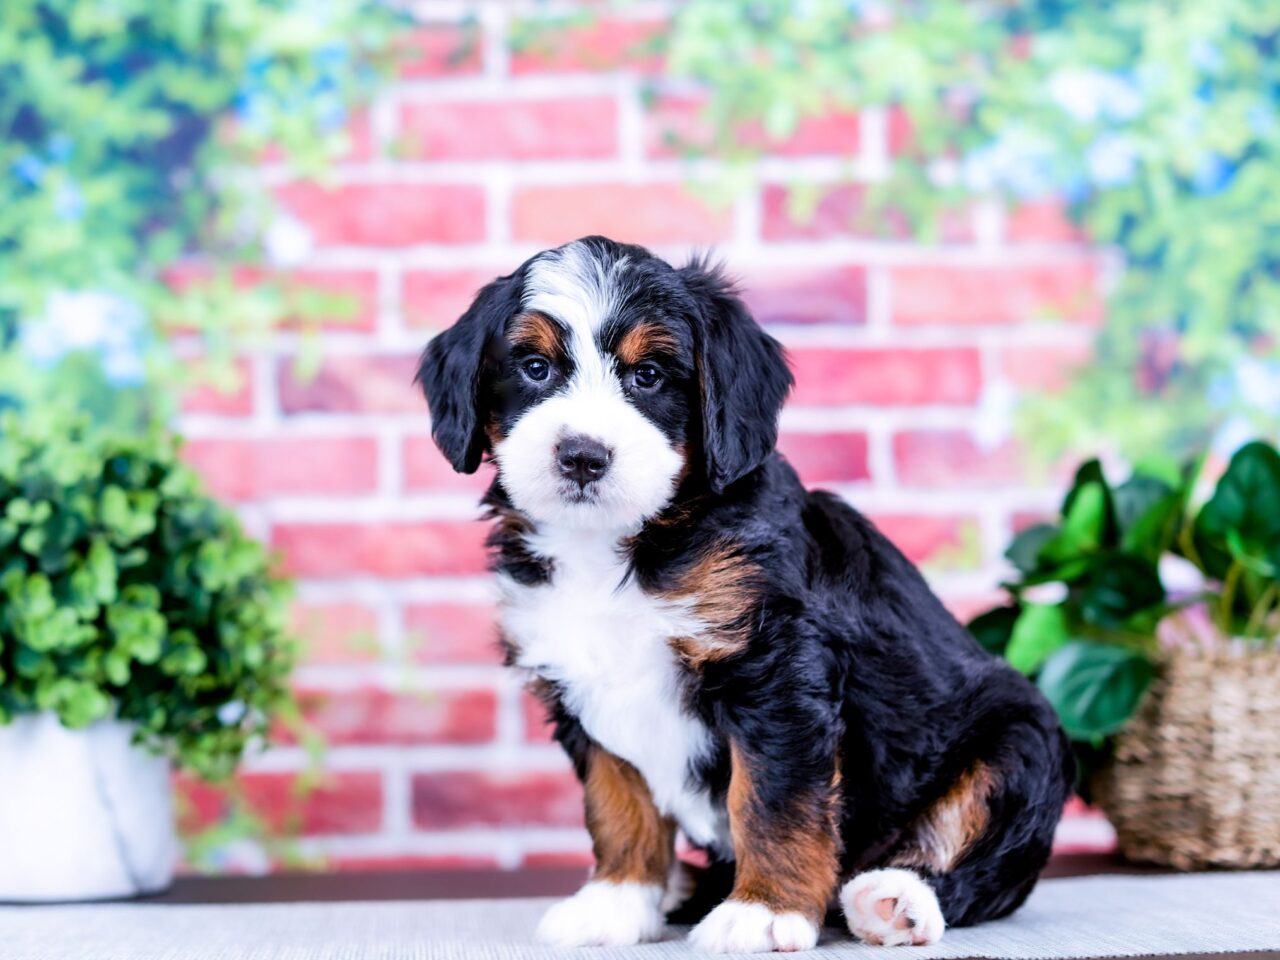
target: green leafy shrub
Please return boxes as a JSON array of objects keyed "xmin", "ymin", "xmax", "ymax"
[
  {"xmin": 0, "ymin": 409, "xmax": 295, "ymax": 779},
  {"xmin": 0, "ymin": 0, "xmax": 407, "ymax": 423},
  {"xmin": 974, "ymin": 441, "xmax": 1280, "ymax": 776}
]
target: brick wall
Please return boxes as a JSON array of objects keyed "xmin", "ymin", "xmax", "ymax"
[{"xmin": 175, "ymin": 2, "xmax": 1109, "ymax": 871}]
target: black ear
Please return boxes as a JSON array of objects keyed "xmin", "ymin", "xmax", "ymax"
[
  {"xmin": 681, "ymin": 258, "xmax": 793, "ymax": 494},
  {"xmin": 415, "ymin": 274, "xmax": 520, "ymax": 473}
]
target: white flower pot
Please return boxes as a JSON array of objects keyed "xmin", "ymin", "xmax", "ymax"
[{"xmin": 0, "ymin": 712, "xmax": 176, "ymax": 901}]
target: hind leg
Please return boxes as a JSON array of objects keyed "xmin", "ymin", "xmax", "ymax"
[{"xmin": 842, "ymin": 719, "xmax": 1071, "ymax": 945}]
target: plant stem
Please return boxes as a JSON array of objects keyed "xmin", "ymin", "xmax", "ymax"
[
  {"xmin": 1219, "ymin": 560, "xmax": 1244, "ymax": 637},
  {"xmin": 1177, "ymin": 519, "xmax": 1205, "ymax": 572},
  {"xmin": 1242, "ymin": 584, "xmax": 1278, "ymax": 642}
]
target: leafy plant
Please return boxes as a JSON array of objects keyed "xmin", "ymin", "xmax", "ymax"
[
  {"xmin": 0, "ymin": 0, "xmax": 407, "ymax": 426},
  {"xmin": 974, "ymin": 441, "xmax": 1280, "ymax": 776},
  {"xmin": 646, "ymin": 0, "xmax": 1280, "ymax": 460},
  {"xmin": 0, "ymin": 408, "xmax": 296, "ymax": 779}
]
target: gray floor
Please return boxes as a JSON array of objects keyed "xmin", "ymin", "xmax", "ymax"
[{"xmin": 3, "ymin": 871, "xmax": 1279, "ymax": 959}]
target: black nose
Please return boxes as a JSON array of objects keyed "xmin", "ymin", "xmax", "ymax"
[{"xmin": 556, "ymin": 436, "xmax": 612, "ymax": 486}]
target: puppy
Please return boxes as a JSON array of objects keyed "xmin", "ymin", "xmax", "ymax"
[{"xmin": 417, "ymin": 236, "xmax": 1072, "ymax": 952}]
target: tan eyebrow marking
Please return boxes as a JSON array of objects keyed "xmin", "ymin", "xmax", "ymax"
[
  {"xmin": 615, "ymin": 321, "xmax": 678, "ymax": 366},
  {"xmin": 509, "ymin": 311, "xmax": 564, "ymax": 358}
]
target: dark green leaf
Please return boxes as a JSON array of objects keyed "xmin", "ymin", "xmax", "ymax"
[
  {"xmin": 1195, "ymin": 441, "xmax": 1280, "ymax": 579},
  {"xmin": 1006, "ymin": 524, "xmax": 1059, "ymax": 574},
  {"xmin": 1037, "ymin": 642, "xmax": 1155, "ymax": 740},
  {"xmin": 1079, "ymin": 553, "xmax": 1165, "ymax": 628},
  {"xmin": 967, "ymin": 604, "xmax": 1020, "ymax": 655}
]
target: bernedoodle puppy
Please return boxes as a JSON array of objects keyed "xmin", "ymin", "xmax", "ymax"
[{"xmin": 416, "ymin": 236, "xmax": 1072, "ymax": 952}]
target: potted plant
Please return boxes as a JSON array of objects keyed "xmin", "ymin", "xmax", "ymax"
[
  {"xmin": 0, "ymin": 410, "xmax": 295, "ymax": 901},
  {"xmin": 972, "ymin": 441, "xmax": 1280, "ymax": 869}
]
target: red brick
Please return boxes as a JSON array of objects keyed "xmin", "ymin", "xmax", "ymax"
[
  {"xmin": 777, "ymin": 432, "xmax": 871, "ymax": 485},
  {"xmin": 891, "ymin": 262, "xmax": 1103, "ymax": 326},
  {"xmin": 893, "ymin": 431, "xmax": 1025, "ymax": 488},
  {"xmin": 871, "ymin": 514, "xmax": 980, "ymax": 569},
  {"xmin": 294, "ymin": 687, "xmax": 497, "ymax": 746},
  {"xmin": 510, "ymin": 16, "xmax": 666, "ymax": 75},
  {"xmin": 788, "ymin": 348, "xmax": 983, "ymax": 406},
  {"xmin": 886, "ymin": 107, "xmax": 915, "ymax": 155},
  {"xmin": 275, "ymin": 183, "xmax": 485, "ymax": 247},
  {"xmin": 397, "ymin": 23, "xmax": 483, "ymax": 78},
  {"xmin": 279, "ymin": 354, "xmax": 420, "ymax": 415},
  {"xmin": 412, "ymin": 770, "xmax": 584, "ymax": 829},
  {"xmin": 741, "ymin": 266, "xmax": 867, "ymax": 326},
  {"xmin": 405, "ymin": 603, "xmax": 501, "ymax": 665},
  {"xmin": 403, "ymin": 436, "xmax": 495, "ymax": 493},
  {"xmin": 182, "ymin": 436, "xmax": 378, "ymax": 500},
  {"xmin": 282, "ymin": 269, "xmax": 379, "ymax": 332},
  {"xmin": 402, "ymin": 269, "xmax": 495, "ymax": 330},
  {"xmin": 176, "ymin": 772, "xmax": 382, "ymax": 835},
  {"xmin": 401, "ymin": 98, "xmax": 617, "ymax": 161},
  {"xmin": 523, "ymin": 690, "xmax": 555, "ymax": 743},
  {"xmin": 764, "ymin": 185, "xmax": 972, "ymax": 243},
  {"xmin": 512, "ymin": 183, "xmax": 731, "ymax": 245},
  {"xmin": 290, "ymin": 602, "xmax": 380, "ymax": 664},
  {"xmin": 165, "ymin": 266, "xmax": 378, "ymax": 333},
  {"xmin": 179, "ymin": 360, "xmax": 254, "ymax": 417},
  {"xmin": 1006, "ymin": 201, "xmax": 1087, "ymax": 244},
  {"xmin": 335, "ymin": 854, "xmax": 501, "ymax": 872},
  {"xmin": 646, "ymin": 95, "xmax": 860, "ymax": 159},
  {"xmin": 1000, "ymin": 341, "xmax": 1093, "ymax": 391},
  {"xmin": 273, "ymin": 520, "xmax": 489, "ymax": 578}
]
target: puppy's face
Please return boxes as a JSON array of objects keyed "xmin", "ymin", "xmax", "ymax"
[
  {"xmin": 418, "ymin": 237, "xmax": 793, "ymax": 531},
  {"xmin": 491, "ymin": 245, "xmax": 696, "ymax": 529}
]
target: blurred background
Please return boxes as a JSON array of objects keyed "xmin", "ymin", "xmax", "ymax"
[{"xmin": 3, "ymin": 0, "xmax": 1277, "ymax": 882}]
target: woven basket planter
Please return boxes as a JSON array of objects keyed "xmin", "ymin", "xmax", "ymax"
[{"xmin": 1093, "ymin": 645, "xmax": 1280, "ymax": 869}]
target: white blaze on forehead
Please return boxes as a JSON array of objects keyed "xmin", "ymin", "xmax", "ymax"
[
  {"xmin": 523, "ymin": 242, "xmax": 630, "ymax": 378},
  {"xmin": 500, "ymin": 241, "xmax": 679, "ymax": 532}
]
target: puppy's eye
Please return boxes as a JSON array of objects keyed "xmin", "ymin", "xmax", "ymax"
[
  {"xmin": 521, "ymin": 356, "xmax": 551, "ymax": 383},
  {"xmin": 632, "ymin": 362, "xmax": 664, "ymax": 391}
]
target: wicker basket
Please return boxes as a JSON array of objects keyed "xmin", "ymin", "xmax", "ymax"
[{"xmin": 1092, "ymin": 645, "xmax": 1280, "ymax": 869}]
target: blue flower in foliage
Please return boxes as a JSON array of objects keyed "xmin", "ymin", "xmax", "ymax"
[
  {"xmin": 1085, "ymin": 135, "xmax": 1137, "ymax": 187},
  {"xmin": 20, "ymin": 293, "xmax": 147, "ymax": 386},
  {"xmin": 1048, "ymin": 68, "xmax": 1143, "ymax": 124},
  {"xmin": 12, "ymin": 154, "xmax": 44, "ymax": 186},
  {"xmin": 236, "ymin": 44, "xmax": 351, "ymax": 135},
  {"xmin": 1192, "ymin": 154, "xmax": 1237, "ymax": 195}
]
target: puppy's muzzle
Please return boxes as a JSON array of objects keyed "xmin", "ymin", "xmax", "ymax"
[{"xmin": 556, "ymin": 435, "xmax": 613, "ymax": 487}]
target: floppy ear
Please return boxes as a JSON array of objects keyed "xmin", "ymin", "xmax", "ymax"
[
  {"xmin": 681, "ymin": 258, "xmax": 793, "ymax": 494},
  {"xmin": 415, "ymin": 274, "xmax": 520, "ymax": 474}
]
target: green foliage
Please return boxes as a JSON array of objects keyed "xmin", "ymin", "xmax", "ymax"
[
  {"xmin": 0, "ymin": 0, "xmax": 406, "ymax": 423},
  {"xmin": 975, "ymin": 441, "xmax": 1280, "ymax": 775},
  {"xmin": 658, "ymin": 0, "xmax": 1280, "ymax": 458},
  {"xmin": 1037, "ymin": 641, "xmax": 1155, "ymax": 741},
  {"xmin": 0, "ymin": 409, "xmax": 296, "ymax": 779}
]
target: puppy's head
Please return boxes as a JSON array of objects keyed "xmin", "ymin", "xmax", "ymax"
[{"xmin": 416, "ymin": 237, "xmax": 792, "ymax": 531}]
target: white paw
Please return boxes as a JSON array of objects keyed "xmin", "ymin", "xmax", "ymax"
[
  {"xmin": 536, "ymin": 880, "xmax": 666, "ymax": 947},
  {"xmin": 689, "ymin": 900, "xmax": 819, "ymax": 953},
  {"xmin": 840, "ymin": 868, "xmax": 945, "ymax": 947}
]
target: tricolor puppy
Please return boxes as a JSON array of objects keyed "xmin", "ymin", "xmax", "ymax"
[{"xmin": 417, "ymin": 237, "xmax": 1072, "ymax": 952}]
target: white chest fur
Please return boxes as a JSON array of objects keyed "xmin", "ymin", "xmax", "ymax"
[{"xmin": 500, "ymin": 528, "xmax": 728, "ymax": 851}]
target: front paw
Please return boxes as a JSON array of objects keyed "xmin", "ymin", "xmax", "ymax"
[
  {"xmin": 536, "ymin": 880, "xmax": 666, "ymax": 947},
  {"xmin": 688, "ymin": 900, "xmax": 819, "ymax": 953}
]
